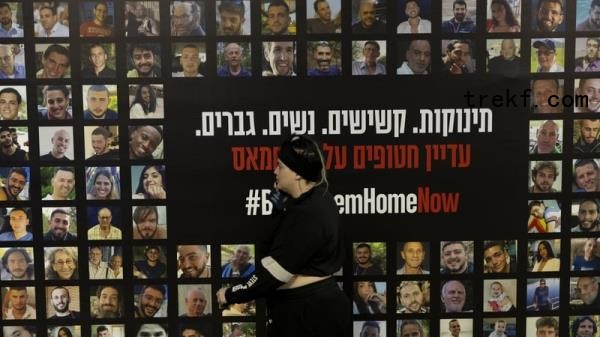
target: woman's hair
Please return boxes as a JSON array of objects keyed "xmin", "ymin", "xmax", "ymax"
[
  {"xmin": 535, "ymin": 240, "xmax": 556, "ymax": 262},
  {"xmin": 491, "ymin": 0, "xmax": 519, "ymax": 27},
  {"xmin": 130, "ymin": 84, "xmax": 157, "ymax": 114},
  {"xmin": 280, "ymin": 134, "xmax": 328, "ymax": 187},
  {"xmin": 136, "ymin": 165, "xmax": 167, "ymax": 196},
  {"xmin": 45, "ymin": 247, "xmax": 79, "ymax": 280},
  {"xmin": 88, "ymin": 169, "xmax": 119, "ymax": 199},
  {"xmin": 352, "ymin": 281, "xmax": 381, "ymax": 314},
  {"xmin": 56, "ymin": 327, "xmax": 73, "ymax": 337}
]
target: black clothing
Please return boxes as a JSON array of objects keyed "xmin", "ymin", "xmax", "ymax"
[
  {"xmin": 352, "ymin": 20, "xmax": 386, "ymax": 34},
  {"xmin": 353, "ymin": 263, "xmax": 384, "ymax": 275},
  {"xmin": 574, "ymin": 138, "xmax": 600, "ymax": 153},
  {"xmin": 81, "ymin": 66, "xmax": 116, "ymax": 78},
  {"xmin": 40, "ymin": 152, "xmax": 71, "ymax": 161},
  {"xmin": 226, "ymin": 185, "xmax": 348, "ymax": 336},
  {"xmin": 0, "ymin": 148, "xmax": 27, "ymax": 161},
  {"xmin": 266, "ymin": 278, "xmax": 350, "ymax": 337},
  {"xmin": 88, "ymin": 149, "xmax": 120, "ymax": 160},
  {"xmin": 43, "ymin": 231, "xmax": 77, "ymax": 241},
  {"xmin": 48, "ymin": 311, "xmax": 80, "ymax": 319},
  {"xmin": 488, "ymin": 56, "xmax": 520, "ymax": 77}
]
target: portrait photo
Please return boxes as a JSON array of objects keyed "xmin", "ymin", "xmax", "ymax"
[
  {"xmin": 0, "ymin": 2, "xmax": 24, "ymax": 38},
  {"xmin": 84, "ymin": 126, "xmax": 119, "ymax": 160},
  {"xmin": 531, "ymin": 0, "xmax": 565, "ymax": 32},
  {"xmin": 440, "ymin": 240, "xmax": 473, "ymax": 274},
  {"xmin": 42, "ymin": 207, "xmax": 77, "ymax": 241},
  {"xmin": 37, "ymin": 85, "xmax": 72, "ymax": 120},
  {"xmin": 44, "ymin": 247, "xmax": 79, "ymax": 281},
  {"xmin": 483, "ymin": 318, "xmax": 516, "ymax": 337},
  {"xmin": 91, "ymin": 325, "xmax": 125, "ymax": 337},
  {"xmin": 573, "ymin": 159, "xmax": 600, "ymax": 192},
  {"xmin": 531, "ymin": 79, "xmax": 564, "ymax": 113},
  {"xmin": 262, "ymin": 41, "xmax": 296, "ymax": 76},
  {"xmin": 90, "ymin": 285, "xmax": 124, "ymax": 318},
  {"xmin": 352, "ymin": 40, "xmax": 386, "ymax": 75},
  {"xmin": 0, "ymin": 43, "xmax": 25, "ymax": 79},
  {"xmin": 134, "ymin": 284, "xmax": 168, "ymax": 318},
  {"xmin": 126, "ymin": 43, "xmax": 161, "ymax": 78},
  {"xmin": 483, "ymin": 279, "xmax": 517, "ymax": 312},
  {"xmin": 571, "ymin": 237, "xmax": 600, "ymax": 271},
  {"xmin": 0, "ymin": 246, "xmax": 34, "ymax": 280},
  {"xmin": 217, "ymin": 42, "xmax": 252, "ymax": 77},
  {"xmin": 528, "ymin": 119, "xmax": 562, "ymax": 154},
  {"xmin": 170, "ymin": 1, "xmax": 206, "ymax": 36},
  {"xmin": 2, "ymin": 286, "xmax": 36, "ymax": 319},
  {"xmin": 571, "ymin": 198, "xmax": 600, "ymax": 232},
  {"xmin": 40, "ymin": 166, "xmax": 76, "ymax": 201},
  {"xmin": 485, "ymin": 0, "xmax": 520, "ymax": 32},
  {"xmin": 577, "ymin": 0, "xmax": 600, "ymax": 31},
  {"xmin": 124, "ymin": 1, "xmax": 160, "ymax": 37},
  {"xmin": 397, "ymin": 241, "xmax": 430, "ymax": 275},
  {"xmin": 0, "ymin": 86, "xmax": 27, "ymax": 120},
  {"xmin": 177, "ymin": 245, "xmax": 210, "ymax": 278},
  {"xmin": 397, "ymin": 320, "xmax": 430, "ymax": 337},
  {"xmin": 396, "ymin": 280, "xmax": 430, "ymax": 314},
  {"xmin": 440, "ymin": 319, "xmax": 472, "ymax": 337},
  {"xmin": 129, "ymin": 84, "xmax": 164, "ymax": 119},
  {"xmin": 440, "ymin": 280, "xmax": 473, "ymax": 313},
  {"xmin": 351, "ymin": 0, "xmax": 386, "ymax": 34},
  {"xmin": 261, "ymin": 0, "xmax": 296, "ymax": 35},
  {"xmin": 35, "ymin": 44, "xmax": 70, "ymax": 79},
  {"xmin": 530, "ymin": 38, "xmax": 565, "ymax": 73},
  {"xmin": 131, "ymin": 165, "xmax": 166, "ymax": 200},
  {"xmin": 79, "ymin": 1, "xmax": 114, "ymax": 37},
  {"xmin": 133, "ymin": 245, "xmax": 167, "ymax": 279},
  {"xmin": 177, "ymin": 284, "xmax": 211, "ymax": 317},
  {"xmin": 1, "ymin": 126, "xmax": 28, "ymax": 161},
  {"xmin": 527, "ymin": 199, "xmax": 561, "ymax": 233},
  {"xmin": 353, "ymin": 242, "xmax": 386, "ymax": 275},
  {"xmin": 86, "ymin": 206, "xmax": 123, "ymax": 241},
  {"xmin": 575, "ymin": 78, "xmax": 600, "ymax": 113},
  {"xmin": 217, "ymin": 0, "xmax": 251, "ymax": 35},
  {"xmin": 397, "ymin": 39, "xmax": 431, "ymax": 75},
  {"xmin": 0, "ymin": 167, "xmax": 29, "ymax": 201},
  {"xmin": 172, "ymin": 42, "xmax": 206, "ymax": 78},
  {"xmin": 441, "ymin": 39, "xmax": 476, "ymax": 74},
  {"xmin": 85, "ymin": 166, "xmax": 121, "ymax": 200},
  {"xmin": 80, "ymin": 43, "xmax": 116, "ymax": 78},
  {"xmin": 39, "ymin": 126, "xmax": 73, "ymax": 162},
  {"xmin": 354, "ymin": 321, "xmax": 386, "ymax": 337},
  {"xmin": 89, "ymin": 246, "xmax": 123, "ymax": 279},
  {"xmin": 529, "ymin": 160, "xmax": 561, "ymax": 193},
  {"xmin": 526, "ymin": 317, "xmax": 559, "ymax": 337},
  {"xmin": 223, "ymin": 323, "xmax": 256, "ymax": 337},
  {"xmin": 528, "ymin": 239, "xmax": 561, "ymax": 272},
  {"xmin": 221, "ymin": 244, "xmax": 255, "ymax": 278},
  {"xmin": 353, "ymin": 281, "xmax": 387, "ymax": 315},
  {"xmin": 483, "ymin": 240, "xmax": 517, "ymax": 273},
  {"xmin": 133, "ymin": 205, "xmax": 167, "ymax": 240},
  {"xmin": 441, "ymin": 0, "xmax": 476, "ymax": 33},
  {"xmin": 486, "ymin": 39, "xmax": 521, "ymax": 77},
  {"xmin": 82, "ymin": 84, "xmax": 118, "ymax": 120},
  {"xmin": 45, "ymin": 286, "xmax": 80, "ymax": 319},
  {"xmin": 307, "ymin": 40, "xmax": 342, "ymax": 76},
  {"xmin": 0, "ymin": 207, "xmax": 31, "ymax": 241},
  {"xmin": 397, "ymin": 0, "xmax": 431, "ymax": 33},
  {"xmin": 128, "ymin": 126, "xmax": 164, "ymax": 160},
  {"xmin": 307, "ymin": 0, "xmax": 341, "ymax": 33},
  {"xmin": 33, "ymin": 2, "xmax": 69, "ymax": 37}
]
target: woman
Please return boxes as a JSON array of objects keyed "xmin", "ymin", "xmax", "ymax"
[
  {"xmin": 133, "ymin": 165, "xmax": 167, "ymax": 199},
  {"xmin": 532, "ymin": 240, "xmax": 560, "ymax": 272},
  {"xmin": 54, "ymin": 327, "xmax": 73, "ymax": 337},
  {"xmin": 216, "ymin": 135, "xmax": 350, "ymax": 336},
  {"xmin": 353, "ymin": 281, "xmax": 387, "ymax": 314},
  {"xmin": 45, "ymin": 247, "xmax": 78, "ymax": 280},
  {"xmin": 107, "ymin": 254, "xmax": 123, "ymax": 279},
  {"xmin": 130, "ymin": 85, "xmax": 160, "ymax": 118},
  {"xmin": 86, "ymin": 169, "xmax": 119, "ymax": 200},
  {"xmin": 487, "ymin": 0, "xmax": 520, "ymax": 32}
]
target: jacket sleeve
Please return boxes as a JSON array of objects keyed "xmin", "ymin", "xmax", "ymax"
[{"xmin": 225, "ymin": 210, "xmax": 329, "ymax": 303}]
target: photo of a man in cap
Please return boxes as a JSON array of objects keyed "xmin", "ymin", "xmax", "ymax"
[{"xmin": 532, "ymin": 38, "xmax": 564, "ymax": 73}]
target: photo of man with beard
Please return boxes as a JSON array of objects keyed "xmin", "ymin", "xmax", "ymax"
[
  {"xmin": 177, "ymin": 245, "xmax": 210, "ymax": 278},
  {"xmin": 134, "ymin": 285, "xmax": 166, "ymax": 318},
  {"xmin": 133, "ymin": 206, "xmax": 167, "ymax": 240},
  {"xmin": 91, "ymin": 285, "xmax": 123, "ymax": 318}
]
